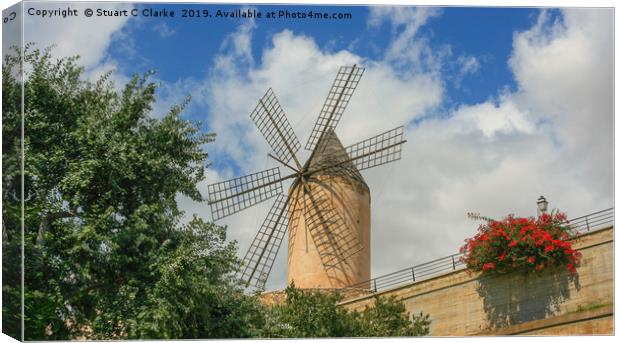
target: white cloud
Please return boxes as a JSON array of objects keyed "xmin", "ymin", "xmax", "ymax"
[
  {"xmin": 450, "ymin": 97, "xmax": 534, "ymax": 139},
  {"xmin": 21, "ymin": 2, "xmax": 133, "ymax": 90},
  {"xmin": 152, "ymin": 22, "xmax": 175, "ymax": 38},
  {"xmin": 369, "ymin": 7, "xmax": 444, "ymax": 73},
  {"xmin": 457, "ymin": 55, "xmax": 479, "ymax": 76},
  {"xmin": 23, "ymin": 2, "xmax": 132, "ymax": 69},
  {"xmin": 509, "ymin": 8, "xmax": 613, "ymax": 161},
  {"xmin": 178, "ymin": 8, "xmax": 612, "ymax": 290},
  {"xmin": 454, "ymin": 54, "xmax": 480, "ymax": 88}
]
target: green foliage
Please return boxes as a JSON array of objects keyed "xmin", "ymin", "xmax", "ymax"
[
  {"xmin": 2, "ymin": 45, "xmax": 263, "ymax": 339},
  {"xmin": 127, "ymin": 217, "xmax": 265, "ymax": 339},
  {"xmin": 259, "ymin": 284, "xmax": 430, "ymax": 338},
  {"xmin": 260, "ymin": 284, "xmax": 353, "ymax": 338},
  {"xmin": 3, "ymin": 44, "xmax": 27, "ymax": 341},
  {"xmin": 354, "ymin": 295, "xmax": 431, "ymax": 337}
]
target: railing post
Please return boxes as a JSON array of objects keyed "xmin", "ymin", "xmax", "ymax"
[
  {"xmin": 585, "ymin": 216, "xmax": 590, "ymax": 231},
  {"xmin": 451, "ymin": 255, "xmax": 456, "ymax": 270},
  {"xmin": 373, "ymin": 279, "xmax": 377, "ymax": 292},
  {"xmin": 411, "ymin": 268, "xmax": 415, "ymax": 282}
]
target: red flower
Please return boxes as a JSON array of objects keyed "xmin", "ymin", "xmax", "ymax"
[
  {"xmin": 482, "ymin": 262, "xmax": 495, "ymax": 271},
  {"xmin": 462, "ymin": 211, "xmax": 577, "ymax": 274},
  {"xmin": 498, "ymin": 251, "xmax": 507, "ymax": 261}
]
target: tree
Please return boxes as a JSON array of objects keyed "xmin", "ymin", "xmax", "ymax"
[
  {"xmin": 2, "ymin": 45, "xmax": 262, "ymax": 340},
  {"xmin": 353, "ymin": 294, "xmax": 430, "ymax": 337},
  {"xmin": 127, "ymin": 217, "xmax": 265, "ymax": 339},
  {"xmin": 259, "ymin": 284, "xmax": 430, "ymax": 338},
  {"xmin": 3, "ymin": 44, "xmax": 29, "ymax": 341},
  {"xmin": 259, "ymin": 284, "xmax": 354, "ymax": 338}
]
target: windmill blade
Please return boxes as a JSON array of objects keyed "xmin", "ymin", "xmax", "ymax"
[
  {"xmin": 207, "ymin": 167, "xmax": 292, "ymax": 221},
  {"xmin": 305, "ymin": 184, "xmax": 363, "ymax": 269},
  {"xmin": 238, "ymin": 194, "xmax": 291, "ymax": 290},
  {"xmin": 305, "ymin": 65, "xmax": 365, "ymax": 151},
  {"xmin": 286, "ymin": 183, "xmax": 305, "ymax": 263},
  {"xmin": 250, "ymin": 88, "xmax": 302, "ymax": 167},
  {"xmin": 344, "ymin": 125, "xmax": 405, "ymax": 171}
]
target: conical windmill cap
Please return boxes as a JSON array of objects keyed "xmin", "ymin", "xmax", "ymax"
[{"xmin": 308, "ymin": 130, "xmax": 369, "ymax": 190}]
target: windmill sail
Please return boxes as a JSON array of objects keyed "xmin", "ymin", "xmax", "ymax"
[
  {"xmin": 344, "ymin": 125, "xmax": 405, "ymax": 171},
  {"xmin": 238, "ymin": 194, "xmax": 291, "ymax": 289},
  {"xmin": 305, "ymin": 65, "xmax": 365, "ymax": 151},
  {"xmin": 250, "ymin": 88, "xmax": 302, "ymax": 166},
  {"xmin": 207, "ymin": 167, "xmax": 287, "ymax": 221}
]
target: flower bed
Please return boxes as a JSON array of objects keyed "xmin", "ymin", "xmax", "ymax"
[{"xmin": 460, "ymin": 212, "xmax": 581, "ymax": 275}]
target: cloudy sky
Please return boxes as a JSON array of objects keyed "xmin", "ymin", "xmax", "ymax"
[{"xmin": 9, "ymin": 1, "xmax": 614, "ymax": 290}]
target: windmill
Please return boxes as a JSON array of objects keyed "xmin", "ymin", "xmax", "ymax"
[{"xmin": 207, "ymin": 65, "xmax": 407, "ymax": 291}]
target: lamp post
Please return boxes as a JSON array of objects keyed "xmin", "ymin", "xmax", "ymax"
[{"xmin": 537, "ymin": 196, "xmax": 548, "ymax": 216}]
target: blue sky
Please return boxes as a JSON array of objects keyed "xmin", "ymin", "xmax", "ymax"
[
  {"xmin": 16, "ymin": 2, "xmax": 614, "ymax": 290},
  {"xmin": 108, "ymin": 5, "xmax": 538, "ymax": 116}
]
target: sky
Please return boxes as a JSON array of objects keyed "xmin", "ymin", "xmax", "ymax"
[{"xmin": 6, "ymin": 1, "xmax": 614, "ymax": 290}]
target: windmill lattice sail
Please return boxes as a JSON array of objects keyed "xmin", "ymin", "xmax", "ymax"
[
  {"xmin": 207, "ymin": 167, "xmax": 283, "ymax": 221},
  {"xmin": 238, "ymin": 194, "xmax": 291, "ymax": 289},
  {"xmin": 305, "ymin": 65, "xmax": 365, "ymax": 152},
  {"xmin": 250, "ymin": 88, "xmax": 302, "ymax": 164},
  {"xmin": 344, "ymin": 125, "xmax": 405, "ymax": 171}
]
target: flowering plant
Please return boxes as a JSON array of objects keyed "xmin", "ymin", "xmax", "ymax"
[{"xmin": 460, "ymin": 211, "xmax": 581, "ymax": 275}]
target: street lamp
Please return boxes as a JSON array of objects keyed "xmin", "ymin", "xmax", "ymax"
[{"xmin": 537, "ymin": 196, "xmax": 548, "ymax": 215}]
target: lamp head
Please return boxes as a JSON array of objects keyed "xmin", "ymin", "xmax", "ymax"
[{"xmin": 537, "ymin": 195, "xmax": 548, "ymax": 213}]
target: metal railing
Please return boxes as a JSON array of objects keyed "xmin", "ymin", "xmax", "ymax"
[
  {"xmin": 351, "ymin": 207, "xmax": 614, "ymax": 293},
  {"xmin": 567, "ymin": 207, "xmax": 614, "ymax": 234}
]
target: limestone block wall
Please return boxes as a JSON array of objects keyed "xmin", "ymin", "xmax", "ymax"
[{"xmin": 339, "ymin": 227, "xmax": 614, "ymax": 335}]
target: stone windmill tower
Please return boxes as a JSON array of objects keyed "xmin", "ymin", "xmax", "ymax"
[
  {"xmin": 206, "ymin": 65, "xmax": 406, "ymax": 291},
  {"xmin": 288, "ymin": 130, "xmax": 371, "ymax": 288}
]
